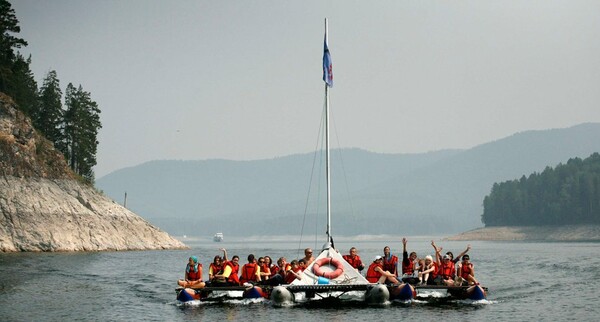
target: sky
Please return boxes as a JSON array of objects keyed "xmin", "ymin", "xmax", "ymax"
[{"xmin": 12, "ymin": 0, "xmax": 600, "ymax": 178}]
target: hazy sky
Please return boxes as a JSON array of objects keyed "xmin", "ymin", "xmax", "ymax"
[{"xmin": 12, "ymin": 1, "xmax": 600, "ymax": 178}]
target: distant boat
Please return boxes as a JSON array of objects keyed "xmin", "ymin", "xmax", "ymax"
[{"xmin": 213, "ymin": 232, "xmax": 223, "ymax": 242}]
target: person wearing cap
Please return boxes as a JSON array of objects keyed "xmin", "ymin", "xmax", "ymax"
[
  {"xmin": 178, "ymin": 256, "xmax": 205, "ymax": 288},
  {"xmin": 437, "ymin": 253, "xmax": 457, "ymax": 286},
  {"xmin": 343, "ymin": 247, "xmax": 365, "ymax": 271},
  {"xmin": 366, "ymin": 255, "xmax": 400, "ymax": 284}
]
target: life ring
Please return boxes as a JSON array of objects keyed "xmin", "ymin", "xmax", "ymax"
[{"xmin": 312, "ymin": 257, "xmax": 344, "ymax": 279}]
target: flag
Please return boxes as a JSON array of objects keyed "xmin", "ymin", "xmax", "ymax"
[{"xmin": 323, "ymin": 37, "xmax": 333, "ymax": 87}]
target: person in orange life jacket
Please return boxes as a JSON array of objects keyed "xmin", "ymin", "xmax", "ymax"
[
  {"xmin": 457, "ymin": 255, "xmax": 479, "ymax": 286},
  {"xmin": 382, "ymin": 246, "xmax": 399, "ymax": 277},
  {"xmin": 214, "ymin": 255, "xmax": 240, "ymax": 286},
  {"xmin": 284, "ymin": 260, "xmax": 303, "ymax": 284},
  {"xmin": 265, "ymin": 256, "xmax": 279, "ymax": 278},
  {"xmin": 262, "ymin": 257, "xmax": 290, "ymax": 286},
  {"xmin": 436, "ymin": 252, "xmax": 456, "ymax": 286},
  {"xmin": 257, "ymin": 256, "xmax": 271, "ymax": 281},
  {"xmin": 401, "ymin": 238, "xmax": 419, "ymax": 274},
  {"xmin": 303, "ymin": 248, "xmax": 315, "ymax": 266},
  {"xmin": 343, "ymin": 247, "xmax": 365, "ymax": 271},
  {"xmin": 239, "ymin": 254, "xmax": 261, "ymax": 284},
  {"xmin": 178, "ymin": 256, "xmax": 205, "ymax": 288},
  {"xmin": 366, "ymin": 256, "xmax": 400, "ymax": 284},
  {"xmin": 208, "ymin": 255, "xmax": 224, "ymax": 282}
]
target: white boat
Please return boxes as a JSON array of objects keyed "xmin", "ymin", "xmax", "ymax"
[{"xmin": 213, "ymin": 232, "xmax": 223, "ymax": 242}]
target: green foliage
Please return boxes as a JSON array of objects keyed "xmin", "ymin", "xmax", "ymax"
[
  {"xmin": 64, "ymin": 83, "xmax": 101, "ymax": 183},
  {"xmin": 482, "ymin": 153, "xmax": 600, "ymax": 226},
  {"xmin": 0, "ymin": 0, "xmax": 27, "ymax": 93},
  {"xmin": 37, "ymin": 70, "xmax": 63, "ymax": 147}
]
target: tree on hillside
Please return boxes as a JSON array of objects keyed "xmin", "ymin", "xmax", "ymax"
[
  {"xmin": 8, "ymin": 53, "xmax": 38, "ymax": 116},
  {"xmin": 37, "ymin": 70, "xmax": 63, "ymax": 147},
  {"xmin": 0, "ymin": 0, "xmax": 27, "ymax": 94},
  {"xmin": 63, "ymin": 83, "xmax": 101, "ymax": 183}
]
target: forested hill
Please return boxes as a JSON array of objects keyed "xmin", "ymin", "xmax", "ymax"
[
  {"xmin": 482, "ymin": 152, "xmax": 600, "ymax": 226},
  {"xmin": 96, "ymin": 123, "xmax": 600, "ymax": 237}
]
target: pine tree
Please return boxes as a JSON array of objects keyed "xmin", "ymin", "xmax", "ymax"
[
  {"xmin": 64, "ymin": 83, "xmax": 101, "ymax": 183},
  {"xmin": 0, "ymin": 0, "xmax": 27, "ymax": 93},
  {"xmin": 38, "ymin": 70, "xmax": 64, "ymax": 148},
  {"xmin": 8, "ymin": 53, "xmax": 39, "ymax": 116}
]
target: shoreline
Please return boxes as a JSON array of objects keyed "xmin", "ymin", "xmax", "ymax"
[{"xmin": 446, "ymin": 225, "xmax": 600, "ymax": 241}]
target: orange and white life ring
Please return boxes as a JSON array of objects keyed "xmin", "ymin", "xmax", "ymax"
[{"xmin": 312, "ymin": 257, "xmax": 344, "ymax": 279}]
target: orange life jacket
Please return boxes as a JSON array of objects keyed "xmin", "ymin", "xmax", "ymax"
[
  {"xmin": 439, "ymin": 261, "xmax": 455, "ymax": 279},
  {"xmin": 284, "ymin": 266, "xmax": 301, "ymax": 284},
  {"xmin": 269, "ymin": 265, "xmax": 280, "ymax": 278},
  {"xmin": 186, "ymin": 263, "xmax": 202, "ymax": 281},
  {"xmin": 224, "ymin": 261, "xmax": 240, "ymax": 285},
  {"xmin": 366, "ymin": 262, "xmax": 383, "ymax": 283},
  {"xmin": 402, "ymin": 258, "xmax": 415, "ymax": 275},
  {"xmin": 209, "ymin": 263, "xmax": 222, "ymax": 276},
  {"xmin": 240, "ymin": 262, "xmax": 259, "ymax": 283},
  {"xmin": 460, "ymin": 263, "xmax": 473, "ymax": 279},
  {"xmin": 343, "ymin": 255, "xmax": 363, "ymax": 270},
  {"xmin": 383, "ymin": 255, "xmax": 398, "ymax": 276}
]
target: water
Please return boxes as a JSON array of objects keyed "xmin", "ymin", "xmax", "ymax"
[{"xmin": 1, "ymin": 238, "xmax": 599, "ymax": 321}]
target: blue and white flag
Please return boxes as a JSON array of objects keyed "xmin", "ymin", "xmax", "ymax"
[{"xmin": 323, "ymin": 37, "xmax": 333, "ymax": 87}]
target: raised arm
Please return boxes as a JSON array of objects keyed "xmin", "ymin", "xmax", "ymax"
[
  {"xmin": 220, "ymin": 248, "xmax": 228, "ymax": 261},
  {"xmin": 454, "ymin": 244, "xmax": 471, "ymax": 262}
]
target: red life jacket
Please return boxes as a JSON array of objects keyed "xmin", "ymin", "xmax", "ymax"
[
  {"xmin": 284, "ymin": 266, "xmax": 301, "ymax": 284},
  {"xmin": 460, "ymin": 263, "xmax": 473, "ymax": 279},
  {"xmin": 439, "ymin": 261, "xmax": 455, "ymax": 279},
  {"xmin": 383, "ymin": 255, "xmax": 398, "ymax": 276},
  {"xmin": 186, "ymin": 263, "xmax": 202, "ymax": 281},
  {"xmin": 278, "ymin": 263, "xmax": 291, "ymax": 276},
  {"xmin": 240, "ymin": 262, "xmax": 259, "ymax": 283},
  {"xmin": 366, "ymin": 262, "xmax": 383, "ymax": 283},
  {"xmin": 343, "ymin": 255, "xmax": 363, "ymax": 270},
  {"xmin": 209, "ymin": 263, "xmax": 222, "ymax": 276},
  {"xmin": 269, "ymin": 265, "xmax": 280, "ymax": 278},
  {"xmin": 224, "ymin": 261, "xmax": 240, "ymax": 285},
  {"xmin": 402, "ymin": 258, "xmax": 415, "ymax": 275},
  {"xmin": 429, "ymin": 262, "xmax": 439, "ymax": 279}
]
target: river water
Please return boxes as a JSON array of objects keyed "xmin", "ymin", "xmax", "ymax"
[{"xmin": 1, "ymin": 237, "xmax": 598, "ymax": 321}]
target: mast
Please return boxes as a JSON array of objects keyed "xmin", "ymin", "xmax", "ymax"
[{"xmin": 324, "ymin": 18, "xmax": 332, "ymax": 247}]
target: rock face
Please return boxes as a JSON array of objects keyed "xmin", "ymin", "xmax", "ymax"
[{"xmin": 0, "ymin": 93, "xmax": 187, "ymax": 252}]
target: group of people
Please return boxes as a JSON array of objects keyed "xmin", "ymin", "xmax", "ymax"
[
  {"xmin": 365, "ymin": 238, "xmax": 479, "ymax": 287},
  {"xmin": 177, "ymin": 248, "xmax": 318, "ymax": 289},
  {"xmin": 177, "ymin": 240, "xmax": 479, "ymax": 289}
]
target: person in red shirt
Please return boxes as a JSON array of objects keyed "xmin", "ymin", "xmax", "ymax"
[{"xmin": 343, "ymin": 247, "xmax": 365, "ymax": 272}]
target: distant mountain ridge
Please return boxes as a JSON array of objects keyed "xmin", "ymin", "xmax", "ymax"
[{"xmin": 96, "ymin": 123, "xmax": 600, "ymax": 237}]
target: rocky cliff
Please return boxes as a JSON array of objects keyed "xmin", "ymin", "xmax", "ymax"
[{"xmin": 0, "ymin": 93, "xmax": 187, "ymax": 251}]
